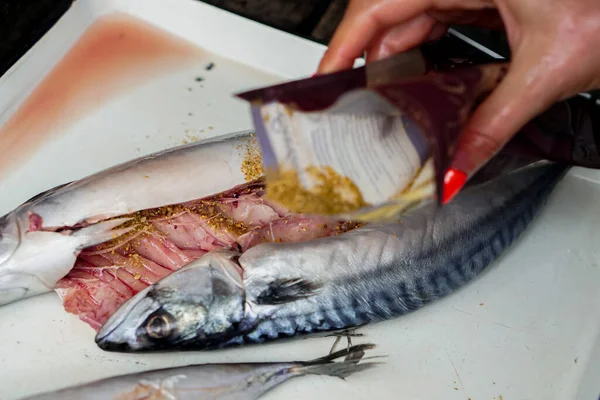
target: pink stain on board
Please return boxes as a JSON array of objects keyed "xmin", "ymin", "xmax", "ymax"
[{"xmin": 0, "ymin": 13, "xmax": 202, "ymax": 176}]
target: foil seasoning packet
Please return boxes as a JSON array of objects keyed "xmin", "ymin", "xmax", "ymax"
[{"xmin": 236, "ymin": 50, "xmax": 600, "ymax": 222}]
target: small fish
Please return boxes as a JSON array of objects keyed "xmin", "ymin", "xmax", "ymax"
[
  {"xmin": 96, "ymin": 161, "xmax": 568, "ymax": 352},
  {"xmin": 21, "ymin": 344, "xmax": 378, "ymax": 400}
]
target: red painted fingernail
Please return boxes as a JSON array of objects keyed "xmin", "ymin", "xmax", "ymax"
[
  {"xmin": 442, "ymin": 168, "xmax": 467, "ymax": 205},
  {"xmin": 311, "ymin": 73, "xmax": 317, "ymax": 78}
]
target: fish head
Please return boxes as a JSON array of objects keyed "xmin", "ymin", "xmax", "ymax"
[{"xmin": 95, "ymin": 250, "xmax": 245, "ymax": 352}]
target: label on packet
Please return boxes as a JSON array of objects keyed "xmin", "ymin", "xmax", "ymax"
[{"xmin": 257, "ymin": 90, "xmax": 428, "ymax": 206}]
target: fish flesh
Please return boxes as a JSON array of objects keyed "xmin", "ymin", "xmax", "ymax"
[
  {"xmin": 0, "ymin": 130, "xmax": 355, "ymax": 330},
  {"xmin": 21, "ymin": 344, "xmax": 377, "ymax": 400},
  {"xmin": 95, "ymin": 161, "xmax": 568, "ymax": 352}
]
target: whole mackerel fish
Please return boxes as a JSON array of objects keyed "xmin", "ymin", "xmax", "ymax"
[
  {"xmin": 95, "ymin": 161, "xmax": 568, "ymax": 352},
  {"xmin": 22, "ymin": 344, "xmax": 377, "ymax": 400}
]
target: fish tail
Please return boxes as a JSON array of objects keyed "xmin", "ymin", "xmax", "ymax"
[
  {"xmin": 295, "ymin": 360, "xmax": 377, "ymax": 380},
  {"xmin": 290, "ymin": 343, "xmax": 380, "ymax": 379},
  {"xmin": 308, "ymin": 343, "xmax": 376, "ymax": 363}
]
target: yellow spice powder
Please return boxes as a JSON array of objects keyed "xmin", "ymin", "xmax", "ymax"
[
  {"xmin": 239, "ymin": 135, "xmax": 264, "ymax": 182},
  {"xmin": 100, "ymin": 200, "xmax": 249, "ymax": 257},
  {"xmin": 265, "ymin": 165, "xmax": 369, "ymax": 215}
]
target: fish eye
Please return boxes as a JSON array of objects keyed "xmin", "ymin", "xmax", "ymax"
[{"xmin": 145, "ymin": 314, "xmax": 172, "ymax": 339}]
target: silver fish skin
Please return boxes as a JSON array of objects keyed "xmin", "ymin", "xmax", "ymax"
[
  {"xmin": 95, "ymin": 161, "xmax": 568, "ymax": 352},
  {"xmin": 20, "ymin": 344, "xmax": 376, "ymax": 400},
  {"xmin": 0, "ymin": 131, "xmax": 255, "ymax": 306}
]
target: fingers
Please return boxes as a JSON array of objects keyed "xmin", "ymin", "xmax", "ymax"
[
  {"xmin": 426, "ymin": 22, "xmax": 451, "ymax": 41},
  {"xmin": 453, "ymin": 73, "xmax": 549, "ymax": 176},
  {"xmin": 365, "ymin": 14, "xmax": 441, "ymax": 63},
  {"xmin": 362, "ymin": 10, "xmax": 501, "ymax": 64},
  {"xmin": 442, "ymin": 57, "xmax": 562, "ymax": 203},
  {"xmin": 317, "ymin": 0, "xmax": 434, "ymax": 74}
]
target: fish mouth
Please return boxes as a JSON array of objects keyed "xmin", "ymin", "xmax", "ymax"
[{"xmin": 95, "ymin": 337, "xmax": 137, "ymax": 352}]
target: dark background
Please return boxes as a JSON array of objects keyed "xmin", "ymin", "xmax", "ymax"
[{"xmin": 0, "ymin": 0, "xmax": 511, "ymax": 77}]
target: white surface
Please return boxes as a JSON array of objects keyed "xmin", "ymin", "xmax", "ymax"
[{"xmin": 0, "ymin": 1, "xmax": 599, "ymax": 400}]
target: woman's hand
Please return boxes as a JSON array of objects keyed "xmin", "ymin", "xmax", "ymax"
[{"xmin": 317, "ymin": 0, "xmax": 600, "ymax": 202}]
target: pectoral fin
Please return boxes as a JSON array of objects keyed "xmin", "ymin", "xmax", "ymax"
[{"xmin": 254, "ymin": 278, "xmax": 321, "ymax": 305}]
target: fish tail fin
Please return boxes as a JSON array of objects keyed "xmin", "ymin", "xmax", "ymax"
[
  {"xmin": 294, "ymin": 359, "xmax": 378, "ymax": 380},
  {"xmin": 291, "ymin": 343, "xmax": 381, "ymax": 379}
]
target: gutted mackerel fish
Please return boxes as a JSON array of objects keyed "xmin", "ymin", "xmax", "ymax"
[
  {"xmin": 96, "ymin": 159, "xmax": 568, "ymax": 352},
  {"xmin": 0, "ymin": 131, "xmax": 357, "ymax": 330},
  {"xmin": 23, "ymin": 344, "xmax": 377, "ymax": 400}
]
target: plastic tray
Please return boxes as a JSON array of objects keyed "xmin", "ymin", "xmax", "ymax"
[{"xmin": 0, "ymin": 1, "xmax": 599, "ymax": 399}]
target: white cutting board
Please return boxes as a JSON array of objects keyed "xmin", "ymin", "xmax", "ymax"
[{"xmin": 0, "ymin": 1, "xmax": 599, "ymax": 399}]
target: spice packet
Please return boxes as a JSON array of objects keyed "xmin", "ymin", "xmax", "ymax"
[
  {"xmin": 236, "ymin": 50, "xmax": 506, "ymax": 221},
  {"xmin": 236, "ymin": 50, "xmax": 600, "ymax": 222}
]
